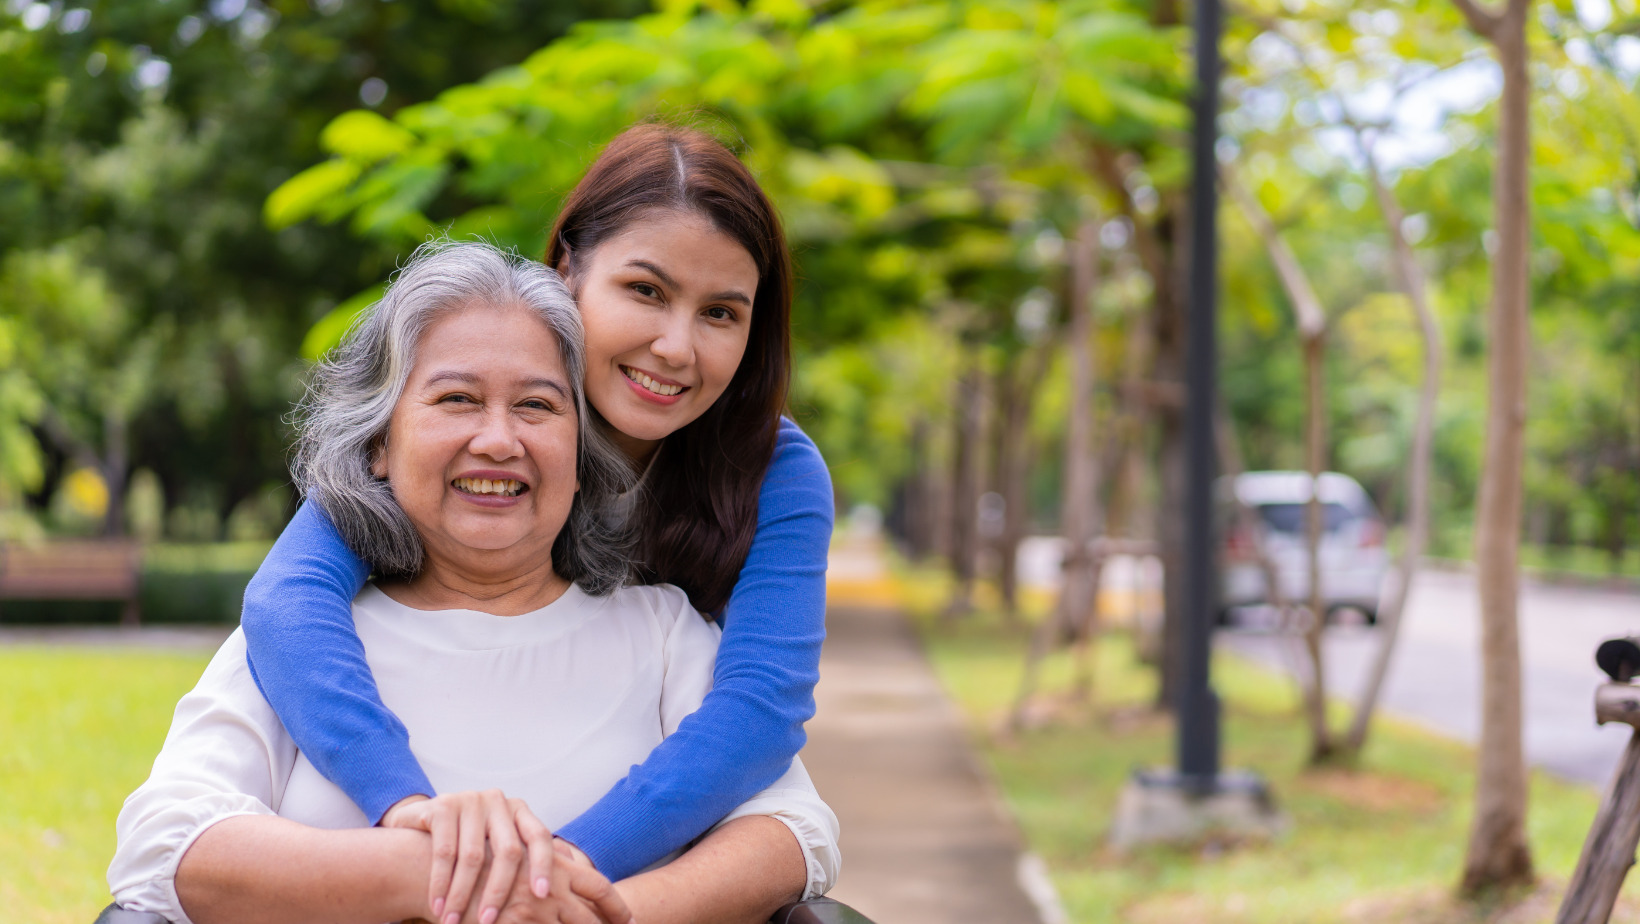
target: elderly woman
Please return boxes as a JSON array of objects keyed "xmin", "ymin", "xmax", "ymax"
[{"xmin": 107, "ymin": 241, "xmax": 839, "ymax": 924}]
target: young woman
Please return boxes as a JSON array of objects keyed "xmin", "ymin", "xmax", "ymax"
[{"xmin": 238, "ymin": 124, "xmax": 831, "ymax": 922}]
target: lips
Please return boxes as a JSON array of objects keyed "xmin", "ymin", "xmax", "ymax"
[
  {"xmin": 451, "ymin": 476, "xmax": 527, "ymax": 497},
  {"xmin": 620, "ymin": 365, "xmax": 689, "ymax": 398}
]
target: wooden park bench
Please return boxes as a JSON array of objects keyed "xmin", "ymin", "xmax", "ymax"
[{"xmin": 0, "ymin": 539, "xmax": 143, "ymax": 626}]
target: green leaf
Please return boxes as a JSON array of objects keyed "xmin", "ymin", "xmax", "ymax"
[
  {"xmin": 301, "ymin": 282, "xmax": 390, "ymax": 361},
  {"xmin": 264, "ymin": 160, "xmax": 362, "ymax": 230},
  {"xmin": 319, "ymin": 110, "xmax": 418, "ymax": 162}
]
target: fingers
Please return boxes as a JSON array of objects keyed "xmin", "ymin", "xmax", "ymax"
[
  {"xmin": 561, "ymin": 858, "xmax": 630, "ymax": 924},
  {"xmin": 442, "ymin": 794, "xmax": 490, "ymax": 924},
  {"xmin": 511, "ymin": 798, "xmax": 556, "ymax": 900},
  {"xmin": 426, "ymin": 797, "xmax": 461, "ymax": 922},
  {"xmin": 476, "ymin": 793, "xmax": 527, "ymax": 924}
]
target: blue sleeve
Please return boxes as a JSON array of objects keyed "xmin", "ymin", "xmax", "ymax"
[
  {"xmin": 240, "ymin": 502, "xmax": 436, "ymax": 824},
  {"xmin": 556, "ymin": 418, "xmax": 832, "ymax": 879}
]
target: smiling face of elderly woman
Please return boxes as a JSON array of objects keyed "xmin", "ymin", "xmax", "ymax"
[{"xmin": 369, "ymin": 299, "xmax": 580, "ymax": 581}]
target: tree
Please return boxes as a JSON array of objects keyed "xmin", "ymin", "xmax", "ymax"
[
  {"xmin": 1453, "ymin": 0, "xmax": 1536, "ymax": 895},
  {"xmin": 0, "ymin": 242, "xmax": 159, "ymax": 536},
  {"xmin": 1223, "ymin": 164, "xmax": 1338, "ymax": 761},
  {"xmin": 1222, "ymin": 4, "xmax": 1452, "ymax": 761}
]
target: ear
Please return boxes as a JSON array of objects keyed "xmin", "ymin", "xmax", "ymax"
[
  {"xmin": 554, "ymin": 237, "xmax": 574, "ymax": 280},
  {"xmin": 369, "ymin": 439, "xmax": 388, "ymax": 479}
]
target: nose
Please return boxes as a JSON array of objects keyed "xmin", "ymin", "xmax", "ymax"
[
  {"xmin": 649, "ymin": 308, "xmax": 695, "ymax": 369},
  {"xmin": 468, "ymin": 404, "xmax": 524, "ymax": 461}
]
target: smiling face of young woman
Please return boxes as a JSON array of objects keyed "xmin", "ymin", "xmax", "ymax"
[
  {"xmin": 372, "ymin": 300, "xmax": 580, "ymax": 593},
  {"xmin": 564, "ymin": 209, "xmax": 759, "ymax": 463}
]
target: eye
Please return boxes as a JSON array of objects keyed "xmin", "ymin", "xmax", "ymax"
[
  {"xmin": 704, "ymin": 305, "xmax": 736, "ymax": 322},
  {"xmin": 438, "ymin": 392, "xmax": 478, "ymax": 404},
  {"xmin": 631, "ymin": 282, "xmax": 662, "ymax": 300},
  {"xmin": 517, "ymin": 395, "xmax": 567, "ymax": 414}
]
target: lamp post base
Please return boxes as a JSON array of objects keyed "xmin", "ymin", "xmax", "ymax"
[{"xmin": 1109, "ymin": 767, "xmax": 1286, "ymax": 851}]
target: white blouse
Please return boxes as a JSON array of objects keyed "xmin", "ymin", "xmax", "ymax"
[{"xmin": 108, "ymin": 582, "xmax": 840, "ymax": 924}]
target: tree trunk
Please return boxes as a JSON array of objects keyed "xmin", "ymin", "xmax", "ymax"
[
  {"xmin": 1344, "ymin": 154, "xmax": 1444, "ymax": 755},
  {"xmin": 103, "ymin": 410, "xmax": 129, "ymax": 538},
  {"xmin": 996, "ymin": 344, "xmax": 1049, "ymax": 623},
  {"xmin": 1092, "ymin": 146, "xmax": 1185, "ymax": 711},
  {"xmin": 1456, "ymin": 0, "xmax": 1536, "ymax": 895},
  {"xmin": 1153, "ymin": 215, "xmax": 1188, "ymax": 712},
  {"xmin": 1223, "ymin": 165, "xmax": 1334, "ymax": 759},
  {"xmin": 1147, "ymin": 0, "xmax": 1186, "ymax": 717},
  {"xmin": 1010, "ymin": 220, "xmax": 1106, "ymax": 729},
  {"xmin": 901, "ymin": 419, "xmax": 935, "ymax": 559},
  {"xmin": 1302, "ymin": 335, "xmax": 1334, "ymax": 761},
  {"xmin": 994, "ymin": 357, "xmax": 1023, "ymax": 621},
  {"xmin": 1057, "ymin": 220, "xmax": 1103, "ymax": 639},
  {"xmin": 946, "ymin": 348, "xmax": 986, "ymax": 619}
]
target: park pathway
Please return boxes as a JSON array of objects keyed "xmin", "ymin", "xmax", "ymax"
[{"xmin": 813, "ymin": 541, "xmax": 1053, "ymax": 924}]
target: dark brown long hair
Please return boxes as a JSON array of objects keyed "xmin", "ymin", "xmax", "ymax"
[{"xmin": 546, "ymin": 123, "xmax": 793, "ymax": 613}]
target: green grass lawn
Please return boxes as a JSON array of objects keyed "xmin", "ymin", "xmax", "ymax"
[
  {"xmin": 898, "ymin": 572, "xmax": 1629, "ymax": 923},
  {"xmin": 1, "ymin": 646, "xmax": 211, "ymax": 923}
]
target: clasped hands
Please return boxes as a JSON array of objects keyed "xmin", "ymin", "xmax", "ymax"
[{"xmin": 381, "ymin": 791, "xmax": 632, "ymax": 924}]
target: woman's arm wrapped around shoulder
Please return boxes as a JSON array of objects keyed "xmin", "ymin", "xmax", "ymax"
[
  {"xmin": 557, "ymin": 420, "xmax": 833, "ymax": 880},
  {"xmin": 652, "ymin": 575, "xmax": 840, "ymax": 901}
]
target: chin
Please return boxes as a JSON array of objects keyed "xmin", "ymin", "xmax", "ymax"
[
  {"xmin": 619, "ymin": 403, "xmax": 696, "ymax": 439},
  {"xmin": 448, "ymin": 533, "xmax": 529, "ymax": 554}
]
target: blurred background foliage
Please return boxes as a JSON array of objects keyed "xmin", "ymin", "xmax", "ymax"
[{"xmin": 0, "ymin": 0, "xmax": 1637, "ymax": 621}]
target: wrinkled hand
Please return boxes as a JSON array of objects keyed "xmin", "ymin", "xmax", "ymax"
[
  {"xmin": 493, "ymin": 839, "xmax": 632, "ymax": 924},
  {"xmin": 382, "ymin": 790, "xmax": 554, "ymax": 924},
  {"xmin": 405, "ymin": 838, "xmax": 632, "ymax": 924}
]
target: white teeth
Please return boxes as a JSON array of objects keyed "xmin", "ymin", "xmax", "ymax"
[
  {"xmin": 454, "ymin": 478, "xmax": 522, "ymax": 497},
  {"xmin": 623, "ymin": 366, "xmax": 683, "ymax": 397}
]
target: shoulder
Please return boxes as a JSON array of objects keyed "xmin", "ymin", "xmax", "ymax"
[
  {"xmin": 604, "ymin": 582, "xmax": 700, "ymax": 627},
  {"xmin": 761, "ymin": 418, "xmax": 833, "ymax": 512},
  {"xmin": 771, "ymin": 417, "xmax": 824, "ymax": 472}
]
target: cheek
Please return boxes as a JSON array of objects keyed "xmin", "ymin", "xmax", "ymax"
[
  {"xmin": 705, "ymin": 331, "xmax": 752, "ymax": 389},
  {"xmin": 382, "ymin": 412, "xmax": 460, "ymax": 491},
  {"xmin": 530, "ymin": 430, "xmax": 581, "ymax": 505},
  {"xmin": 575, "ymin": 292, "xmax": 626, "ymax": 365}
]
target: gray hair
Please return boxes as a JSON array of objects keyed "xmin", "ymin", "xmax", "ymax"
[{"xmin": 291, "ymin": 239, "xmax": 632, "ymax": 594}]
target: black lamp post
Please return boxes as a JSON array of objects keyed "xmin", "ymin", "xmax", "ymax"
[{"xmin": 1112, "ymin": 0, "xmax": 1282, "ymax": 847}]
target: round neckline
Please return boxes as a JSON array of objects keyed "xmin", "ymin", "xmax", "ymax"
[{"xmin": 353, "ymin": 582, "xmax": 608, "ymax": 651}]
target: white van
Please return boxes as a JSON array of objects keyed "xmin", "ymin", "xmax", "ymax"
[{"xmin": 1219, "ymin": 471, "xmax": 1389, "ymax": 625}]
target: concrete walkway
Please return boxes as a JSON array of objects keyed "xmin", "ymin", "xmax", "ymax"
[{"xmin": 804, "ymin": 601, "xmax": 1051, "ymax": 923}]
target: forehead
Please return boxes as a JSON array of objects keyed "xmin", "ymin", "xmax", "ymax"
[
  {"xmin": 410, "ymin": 301, "xmax": 567, "ymax": 376},
  {"xmin": 590, "ymin": 212, "xmax": 758, "ymax": 280}
]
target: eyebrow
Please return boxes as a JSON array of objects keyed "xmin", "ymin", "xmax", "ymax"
[
  {"xmin": 625, "ymin": 259, "xmax": 753, "ymax": 308},
  {"xmin": 423, "ymin": 370, "xmax": 572, "ymax": 400}
]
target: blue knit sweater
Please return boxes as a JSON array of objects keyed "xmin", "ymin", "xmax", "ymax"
[{"xmin": 240, "ymin": 418, "xmax": 831, "ymax": 880}]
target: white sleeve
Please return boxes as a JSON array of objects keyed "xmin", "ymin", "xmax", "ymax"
[
  {"xmin": 107, "ymin": 630, "xmax": 297, "ymax": 924},
  {"xmin": 655, "ymin": 590, "xmax": 842, "ymax": 899},
  {"xmin": 712, "ymin": 756, "xmax": 841, "ymax": 900}
]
